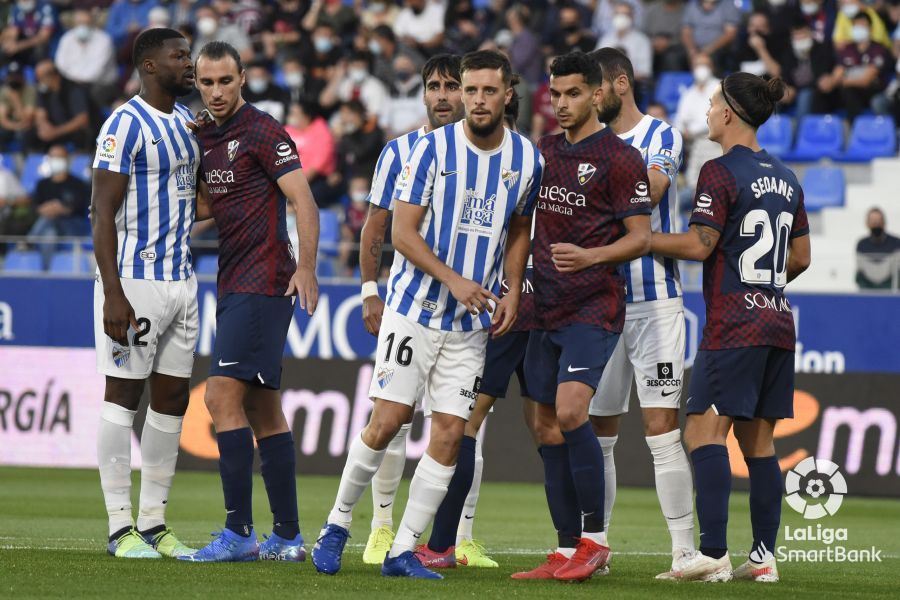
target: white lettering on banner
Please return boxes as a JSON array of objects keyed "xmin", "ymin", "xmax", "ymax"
[
  {"xmin": 817, "ymin": 407, "xmax": 896, "ymax": 475},
  {"xmin": 792, "ymin": 305, "xmax": 846, "ymax": 374},
  {"xmin": 332, "ymin": 295, "xmax": 363, "ymax": 359},
  {"xmin": 198, "ymin": 291, "xmax": 218, "ymax": 356},
  {"xmin": 0, "ymin": 347, "xmax": 141, "ymax": 468},
  {"xmin": 0, "ymin": 301, "xmax": 12, "ymax": 340}
]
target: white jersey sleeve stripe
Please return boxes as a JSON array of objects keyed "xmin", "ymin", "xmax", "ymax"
[{"xmin": 368, "ymin": 141, "xmax": 399, "ymax": 209}]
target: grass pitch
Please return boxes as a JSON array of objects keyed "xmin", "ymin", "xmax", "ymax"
[{"xmin": 0, "ymin": 466, "xmax": 897, "ymax": 599}]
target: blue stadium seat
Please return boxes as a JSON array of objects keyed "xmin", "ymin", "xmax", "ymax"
[
  {"xmin": 654, "ymin": 72, "xmax": 693, "ymax": 116},
  {"xmin": 20, "ymin": 153, "xmax": 46, "ymax": 195},
  {"xmin": 782, "ymin": 115, "xmax": 844, "ymax": 161},
  {"xmin": 0, "ymin": 153, "xmax": 17, "ymax": 173},
  {"xmin": 194, "ymin": 255, "xmax": 218, "ymax": 274},
  {"xmin": 319, "ymin": 209, "xmax": 341, "ymax": 257},
  {"xmin": 757, "ymin": 115, "xmax": 793, "ymax": 157},
  {"xmin": 317, "ymin": 258, "xmax": 336, "ymax": 278},
  {"xmin": 69, "ymin": 154, "xmax": 92, "ymax": 180},
  {"xmin": 838, "ymin": 115, "xmax": 897, "ymax": 162},
  {"xmin": 49, "ymin": 251, "xmax": 90, "ymax": 274},
  {"xmin": 802, "ymin": 166, "xmax": 845, "ymax": 211},
  {"xmin": 3, "ymin": 250, "xmax": 43, "ymax": 273}
]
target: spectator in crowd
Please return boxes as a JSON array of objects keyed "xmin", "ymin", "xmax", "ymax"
[
  {"xmin": 260, "ymin": 0, "xmax": 309, "ymax": 62},
  {"xmin": 393, "ymin": 0, "xmax": 446, "ymax": 56},
  {"xmin": 681, "ymin": 0, "xmax": 741, "ymax": 74},
  {"xmin": 552, "ymin": 3, "xmax": 598, "ymax": 55},
  {"xmin": 309, "ymin": 22, "xmax": 345, "ymax": 80},
  {"xmin": 646, "ymin": 101, "xmax": 670, "ymax": 122},
  {"xmin": 284, "ymin": 100, "xmax": 337, "ymax": 201},
  {"xmin": 833, "ymin": 0, "xmax": 890, "ymax": 49},
  {"xmin": 505, "ymin": 4, "xmax": 543, "ymax": 87},
  {"xmin": 0, "ymin": 160, "xmax": 33, "ymax": 252},
  {"xmin": 0, "ymin": 61, "xmax": 36, "ymax": 150},
  {"xmin": 320, "ymin": 50, "xmax": 389, "ymax": 124},
  {"xmin": 592, "ymin": 0, "xmax": 645, "ymax": 40},
  {"xmin": 856, "ymin": 207, "xmax": 900, "ymax": 289},
  {"xmin": 734, "ymin": 11, "xmax": 789, "ymax": 78},
  {"xmin": 27, "ymin": 145, "xmax": 90, "ymax": 269},
  {"xmin": 105, "ymin": 0, "xmax": 155, "ymax": 48},
  {"xmin": 598, "ymin": 2, "xmax": 654, "ymax": 86},
  {"xmin": 33, "ymin": 60, "xmax": 91, "ymax": 152},
  {"xmin": 644, "ymin": 0, "xmax": 689, "ymax": 72},
  {"xmin": 302, "ymin": 0, "xmax": 358, "ymax": 39},
  {"xmin": 282, "ymin": 56, "xmax": 325, "ymax": 107},
  {"xmin": 54, "ymin": 9, "xmax": 118, "ymax": 108},
  {"xmin": 832, "ymin": 10, "xmax": 891, "ymax": 121},
  {"xmin": 368, "ymin": 24, "xmax": 424, "ymax": 87},
  {"xmin": 1, "ymin": 0, "xmax": 55, "ymax": 67},
  {"xmin": 674, "ymin": 53, "xmax": 721, "ymax": 203},
  {"xmin": 531, "ymin": 55, "xmax": 560, "ymax": 142},
  {"xmin": 332, "ymin": 99, "xmax": 384, "ymax": 204},
  {"xmin": 244, "ymin": 62, "xmax": 290, "ymax": 123},
  {"xmin": 443, "ymin": 0, "xmax": 484, "ymax": 56},
  {"xmin": 800, "ymin": 0, "xmax": 837, "ymax": 47},
  {"xmin": 361, "ymin": 0, "xmax": 400, "ymax": 30},
  {"xmin": 874, "ymin": 54, "xmax": 900, "ymax": 119},
  {"xmin": 339, "ymin": 175, "xmax": 371, "ymax": 276},
  {"xmin": 193, "ymin": 4, "xmax": 253, "ymax": 65},
  {"xmin": 781, "ymin": 20, "xmax": 837, "ymax": 116},
  {"xmin": 756, "ymin": 0, "xmax": 804, "ymax": 43},
  {"xmin": 168, "ymin": 0, "xmax": 204, "ymax": 28},
  {"xmin": 381, "ymin": 53, "xmax": 427, "ymax": 138}
]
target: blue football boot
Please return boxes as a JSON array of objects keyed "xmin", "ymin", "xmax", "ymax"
[
  {"xmin": 259, "ymin": 532, "xmax": 307, "ymax": 562},
  {"xmin": 311, "ymin": 523, "xmax": 350, "ymax": 575},
  {"xmin": 178, "ymin": 528, "xmax": 259, "ymax": 562},
  {"xmin": 382, "ymin": 550, "xmax": 444, "ymax": 579}
]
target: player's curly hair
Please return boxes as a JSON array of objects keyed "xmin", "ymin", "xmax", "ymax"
[
  {"xmin": 132, "ymin": 28, "xmax": 184, "ymax": 70},
  {"xmin": 721, "ymin": 73, "xmax": 785, "ymax": 129},
  {"xmin": 549, "ymin": 51, "xmax": 602, "ymax": 86},
  {"xmin": 504, "ymin": 74, "xmax": 521, "ymax": 130}
]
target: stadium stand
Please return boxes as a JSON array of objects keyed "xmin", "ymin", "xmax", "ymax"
[
  {"xmin": 783, "ymin": 115, "xmax": 845, "ymax": 162},
  {"xmin": 839, "ymin": 115, "xmax": 897, "ymax": 162}
]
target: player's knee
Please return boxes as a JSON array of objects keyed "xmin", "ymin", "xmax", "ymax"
[
  {"xmin": 104, "ymin": 378, "xmax": 145, "ymax": 411},
  {"xmin": 642, "ymin": 410, "xmax": 678, "ymax": 437},
  {"xmin": 590, "ymin": 414, "xmax": 620, "ymax": 437},
  {"xmin": 363, "ymin": 411, "xmax": 404, "ymax": 450},
  {"xmin": 736, "ymin": 436, "xmax": 775, "ymax": 458},
  {"xmin": 556, "ymin": 406, "xmax": 587, "ymax": 432}
]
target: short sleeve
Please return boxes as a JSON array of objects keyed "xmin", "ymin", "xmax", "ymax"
[
  {"xmin": 393, "ymin": 136, "xmax": 436, "ymax": 207},
  {"xmin": 689, "ymin": 160, "xmax": 735, "ymax": 232},
  {"xmin": 93, "ymin": 111, "xmax": 143, "ymax": 175},
  {"xmin": 648, "ymin": 125, "xmax": 683, "ymax": 184},
  {"xmin": 791, "ymin": 189, "xmax": 810, "ymax": 238},
  {"xmin": 517, "ymin": 146, "xmax": 544, "ymax": 217},
  {"xmin": 609, "ymin": 145, "xmax": 652, "ymax": 219},
  {"xmin": 251, "ymin": 116, "xmax": 303, "ymax": 181},
  {"xmin": 368, "ymin": 141, "xmax": 401, "ymax": 210}
]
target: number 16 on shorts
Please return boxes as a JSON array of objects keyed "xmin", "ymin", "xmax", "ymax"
[{"xmin": 368, "ymin": 308, "xmax": 432, "ymax": 407}]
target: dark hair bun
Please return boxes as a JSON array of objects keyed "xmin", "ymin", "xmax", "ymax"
[{"xmin": 764, "ymin": 77, "xmax": 785, "ymax": 104}]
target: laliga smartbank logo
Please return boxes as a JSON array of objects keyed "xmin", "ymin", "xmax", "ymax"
[{"xmin": 778, "ymin": 457, "xmax": 882, "ymax": 563}]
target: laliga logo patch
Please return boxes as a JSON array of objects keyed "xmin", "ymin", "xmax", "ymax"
[
  {"xmin": 577, "ymin": 163, "xmax": 596, "ymax": 185},
  {"xmin": 98, "ymin": 135, "xmax": 117, "ymax": 160},
  {"xmin": 227, "ymin": 139, "xmax": 240, "ymax": 162},
  {"xmin": 275, "ymin": 142, "xmax": 292, "ymax": 157},
  {"xmin": 111, "ymin": 342, "xmax": 130, "ymax": 368},
  {"xmin": 501, "ymin": 168, "xmax": 520, "ymax": 190},
  {"xmin": 377, "ymin": 367, "xmax": 394, "ymax": 389},
  {"xmin": 634, "ymin": 181, "xmax": 649, "ymax": 197}
]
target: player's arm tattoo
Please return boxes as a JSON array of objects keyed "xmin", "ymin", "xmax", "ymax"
[
  {"xmin": 693, "ymin": 224, "xmax": 717, "ymax": 249},
  {"xmin": 362, "ymin": 204, "xmax": 390, "ymax": 276}
]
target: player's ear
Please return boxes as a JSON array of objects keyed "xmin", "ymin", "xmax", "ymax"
[{"xmin": 504, "ymin": 83, "xmax": 513, "ymax": 107}]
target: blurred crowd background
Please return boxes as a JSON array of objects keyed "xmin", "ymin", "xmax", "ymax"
[{"xmin": 2, "ymin": 0, "xmax": 900, "ymax": 286}]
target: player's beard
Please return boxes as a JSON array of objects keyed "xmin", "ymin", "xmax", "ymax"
[
  {"xmin": 596, "ymin": 91, "xmax": 622, "ymax": 124},
  {"xmin": 466, "ymin": 109, "xmax": 504, "ymax": 138},
  {"xmin": 427, "ymin": 101, "xmax": 464, "ymax": 129},
  {"xmin": 163, "ymin": 71, "xmax": 195, "ymax": 98}
]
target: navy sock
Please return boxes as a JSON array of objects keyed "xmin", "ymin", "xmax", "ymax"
[
  {"xmin": 691, "ymin": 444, "xmax": 731, "ymax": 558},
  {"xmin": 561, "ymin": 422, "xmax": 605, "ymax": 533},
  {"xmin": 746, "ymin": 455, "xmax": 782, "ymax": 561},
  {"xmin": 217, "ymin": 427, "xmax": 255, "ymax": 537},
  {"xmin": 428, "ymin": 435, "xmax": 476, "ymax": 553},
  {"xmin": 539, "ymin": 443, "xmax": 581, "ymax": 549},
  {"xmin": 258, "ymin": 431, "xmax": 300, "ymax": 540}
]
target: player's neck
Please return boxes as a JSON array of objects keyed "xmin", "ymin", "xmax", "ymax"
[
  {"xmin": 463, "ymin": 120, "xmax": 505, "ymax": 151},
  {"xmin": 564, "ymin": 118, "xmax": 602, "ymax": 145},
  {"xmin": 607, "ymin": 100, "xmax": 643, "ymax": 136},
  {"xmin": 138, "ymin": 87, "xmax": 176, "ymax": 115},
  {"xmin": 720, "ymin": 130, "xmax": 761, "ymax": 155}
]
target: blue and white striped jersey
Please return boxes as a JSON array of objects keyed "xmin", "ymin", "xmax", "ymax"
[
  {"xmin": 93, "ymin": 95, "xmax": 200, "ymax": 281},
  {"xmin": 388, "ymin": 121, "xmax": 544, "ymax": 332},
  {"xmin": 618, "ymin": 115, "xmax": 684, "ymax": 304},
  {"xmin": 367, "ymin": 126, "xmax": 426, "ymax": 210}
]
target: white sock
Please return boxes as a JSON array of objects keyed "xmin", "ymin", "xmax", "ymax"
[
  {"xmin": 137, "ymin": 408, "xmax": 183, "ymax": 532},
  {"xmin": 557, "ymin": 546, "xmax": 576, "ymax": 558},
  {"xmin": 582, "ymin": 530, "xmax": 609, "ymax": 546},
  {"xmin": 328, "ymin": 433, "xmax": 386, "ymax": 529},
  {"xmin": 389, "ymin": 453, "xmax": 455, "ymax": 557},
  {"xmin": 646, "ymin": 429, "xmax": 695, "ymax": 552},
  {"xmin": 456, "ymin": 438, "xmax": 483, "ymax": 544},
  {"xmin": 598, "ymin": 435, "xmax": 617, "ymax": 533},
  {"xmin": 98, "ymin": 402, "xmax": 136, "ymax": 537},
  {"xmin": 371, "ymin": 423, "xmax": 410, "ymax": 530}
]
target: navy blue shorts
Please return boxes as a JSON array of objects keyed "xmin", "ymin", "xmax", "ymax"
[
  {"xmin": 479, "ymin": 330, "xmax": 530, "ymax": 399},
  {"xmin": 687, "ymin": 347, "xmax": 795, "ymax": 420},
  {"xmin": 524, "ymin": 325, "xmax": 620, "ymax": 405},
  {"xmin": 210, "ymin": 293, "xmax": 294, "ymax": 390}
]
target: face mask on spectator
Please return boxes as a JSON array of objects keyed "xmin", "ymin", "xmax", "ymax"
[
  {"xmin": 351, "ymin": 191, "xmax": 368, "ymax": 203},
  {"xmin": 36, "ymin": 82, "xmax": 49, "ymax": 94},
  {"xmin": 369, "ymin": 2, "xmax": 386, "ymax": 14},
  {"xmin": 792, "ymin": 37, "xmax": 813, "ymax": 55},
  {"xmin": 851, "ymin": 24, "xmax": 870, "ymax": 43},
  {"xmin": 48, "ymin": 157, "xmax": 68, "ymax": 176},
  {"xmin": 368, "ymin": 40, "xmax": 382, "ymax": 55},
  {"xmin": 285, "ymin": 72, "xmax": 304, "ymax": 88},
  {"xmin": 343, "ymin": 120, "xmax": 359, "ymax": 134},
  {"xmin": 197, "ymin": 17, "xmax": 217, "ymax": 36},
  {"xmin": 842, "ymin": 4, "xmax": 860, "ymax": 19},
  {"xmin": 7, "ymin": 78, "xmax": 24, "ymax": 90},
  {"xmin": 314, "ymin": 37, "xmax": 334, "ymax": 53},
  {"xmin": 18, "ymin": 1, "xmax": 36, "ymax": 11},
  {"xmin": 73, "ymin": 25, "xmax": 91, "ymax": 41},
  {"xmin": 801, "ymin": 2, "xmax": 819, "ymax": 15},
  {"xmin": 871, "ymin": 226, "xmax": 885, "ymax": 238},
  {"xmin": 896, "ymin": 57, "xmax": 900, "ymax": 73},
  {"xmin": 348, "ymin": 67, "xmax": 367, "ymax": 84},
  {"xmin": 693, "ymin": 65, "xmax": 712, "ymax": 84},
  {"xmin": 768, "ymin": 0, "xmax": 786, "ymax": 6},
  {"xmin": 247, "ymin": 78, "xmax": 267, "ymax": 94},
  {"xmin": 612, "ymin": 14, "xmax": 632, "ymax": 32}
]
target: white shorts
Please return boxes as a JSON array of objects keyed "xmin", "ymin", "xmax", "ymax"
[
  {"xmin": 368, "ymin": 308, "xmax": 488, "ymax": 421},
  {"xmin": 94, "ymin": 275, "xmax": 199, "ymax": 379},
  {"xmin": 589, "ymin": 303, "xmax": 685, "ymax": 416}
]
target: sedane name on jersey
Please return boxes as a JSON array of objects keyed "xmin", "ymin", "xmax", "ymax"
[{"xmin": 751, "ymin": 176, "xmax": 794, "ymax": 201}]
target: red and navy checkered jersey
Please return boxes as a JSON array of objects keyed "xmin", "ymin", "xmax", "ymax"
[
  {"xmin": 533, "ymin": 129, "xmax": 652, "ymax": 332},
  {"xmin": 689, "ymin": 146, "xmax": 809, "ymax": 351},
  {"xmin": 497, "ymin": 265, "xmax": 535, "ymax": 332},
  {"xmin": 198, "ymin": 103, "xmax": 302, "ymax": 297}
]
